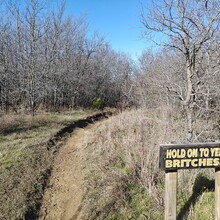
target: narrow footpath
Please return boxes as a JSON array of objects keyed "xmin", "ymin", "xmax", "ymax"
[{"xmin": 39, "ymin": 123, "xmax": 97, "ymax": 220}]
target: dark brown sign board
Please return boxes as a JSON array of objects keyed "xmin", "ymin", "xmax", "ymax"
[{"xmin": 160, "ymin": 142, "xmax": 220, "ymax": 171}]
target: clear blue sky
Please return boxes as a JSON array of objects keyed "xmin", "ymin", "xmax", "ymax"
[{"xmin": 65, "ymin": 0, "xmax": 151, "ymax": 60}]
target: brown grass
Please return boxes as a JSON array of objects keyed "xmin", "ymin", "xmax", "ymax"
[{"xmin": 78, "ymin": 108, "xmax": 217, "ymax": 219}]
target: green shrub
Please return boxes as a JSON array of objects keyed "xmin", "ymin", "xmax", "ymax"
[{"xmin": 93, "ymin": 98, "xmax": 103, "ymax": 109}]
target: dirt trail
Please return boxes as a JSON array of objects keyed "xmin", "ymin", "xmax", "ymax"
[{"xmin": 39, "ymin": 123, "xmax": 96, "ymax": 220}]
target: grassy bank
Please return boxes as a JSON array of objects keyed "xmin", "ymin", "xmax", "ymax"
[
  {"xmin": 80, "ymin": 108, "xmax": 216, "ymax": 219},
  {"xmin": 0, "ymin": 110, "xmax": 96, "ymax": 219}
]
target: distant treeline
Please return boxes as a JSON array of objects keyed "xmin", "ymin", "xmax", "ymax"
[{"xmin": 0, "ymin": 0, "xmax": 134, "ymax": 115}]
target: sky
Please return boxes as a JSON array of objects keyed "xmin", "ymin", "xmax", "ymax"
[{"xmin": 65, "ymin": 0, "xmax": 151, "ymax": 60}]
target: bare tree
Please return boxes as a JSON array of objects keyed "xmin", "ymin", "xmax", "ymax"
[
  {"xmin": 0, "ymin": 0, "xmax": 136, "ymax": 114},
  {"xmin": 141, "ymin": 0, "xmax": 220, "ymax": 141}
]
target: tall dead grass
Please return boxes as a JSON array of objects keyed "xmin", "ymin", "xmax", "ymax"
[
  {"xmin": 0, "ymin": 113, "xmax": 46, "ymax": 134},
  {"xmin": 80, "ymin": 108, "xmax": 180, "ymax": 219},
  {"xmin": 80, "ymin": 108, "xmax": 217, "ymax": 219}
]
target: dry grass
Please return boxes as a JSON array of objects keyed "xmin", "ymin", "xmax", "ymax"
[
  {"xmin": 0, "ymin": 110, "xmax": 95, "ymax": 220},
  {"xmin": 1, "ymin": 108, "xmax": 216, "ymax": 219},
  {"xmin": 79, "ymin": 108, "xmax": 177, "ymax": 219},
  {"xmin": 79, "ymin": 108, "xmax": 217, "ymax": 219}
]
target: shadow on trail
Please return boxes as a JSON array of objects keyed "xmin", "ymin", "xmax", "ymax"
[
  {"xmin": 47, "ymin": 112, "xmax": 111, "ymax": 148},
  {"xmin": 177, "ymin": 174, "xmax": 214, "ymax": 220}
]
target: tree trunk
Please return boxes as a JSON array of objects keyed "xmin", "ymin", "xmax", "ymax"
[
  {"xmin": 183, "ymin": 60, "xmax": 194, "ymax": 142},
  {"xmin": 185, "ymin": 106, "xmax": 193, "ymax": 142}
]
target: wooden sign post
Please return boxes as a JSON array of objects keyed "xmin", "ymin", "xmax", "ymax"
[
  {"xmin": 159, "ymin": 142, "xmax": 220, "ymax": 220},
  {"xmin": 165, "ymin": 170, "xmax": 177, "ymax": 220},
  {"xmin": 215, "ymin": 167, "xmax": 220, "ymax": 220}
]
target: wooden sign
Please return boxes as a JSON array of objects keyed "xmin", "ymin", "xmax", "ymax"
[
  {"xmin": 160, "ymin": 142, "xmax": 220, "ymax": 220},
  {"xmin": 160, "ymin": 143, "xmax": 220, "ymax": 171}
]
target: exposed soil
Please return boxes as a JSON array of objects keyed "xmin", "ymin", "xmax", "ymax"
[{"xmin": 39, "ymin": 123, "xmax": 97, "ymax": 220}]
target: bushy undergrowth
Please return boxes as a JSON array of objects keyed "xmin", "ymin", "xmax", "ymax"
[{"xmin": 80, "ymin": 108, "xmax": 217, "ymax": 219}]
